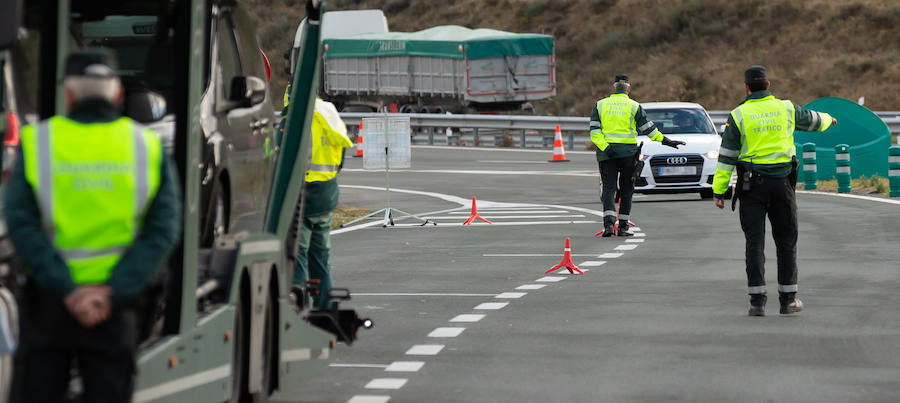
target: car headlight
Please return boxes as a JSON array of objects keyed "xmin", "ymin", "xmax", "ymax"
[{"xmin": 705, "ymin": 150, "xmax": 719, "ymax": 160}]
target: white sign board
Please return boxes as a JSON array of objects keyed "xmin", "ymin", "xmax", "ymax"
[{"xmin": 361, "ymin": 116, "xmax": 411, "ymax": 170}]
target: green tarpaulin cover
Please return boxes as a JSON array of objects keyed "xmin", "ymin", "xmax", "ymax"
[{"xmin": 323, "ymin": 25, "xmax": 554, "ymax": 60}]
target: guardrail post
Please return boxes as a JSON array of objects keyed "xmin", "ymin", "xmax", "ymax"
[
  {"xmin": 428, "ymin": 127, "xmax": 435, "ymax": 145},
  {"xmin": 802, "ymin": 143, "xmax": 817, "ymax": 190},
  {"xmin": 473, "ymin": 127, "xmax": 479, "ymax": 146},
  {"xmin": 567, "ymin": 131, "xmax": 574, "ymax": 151},
  {"xmin": 889, "ymin": 146, "xmax": 900, "ymax": 197},
  {"xmin": 520, "ymin": 129, "xmax": 526, "ymax": 148},
  {"xmin": 835, "ymin": 144, "xmax": 851, "ymax": 193}
]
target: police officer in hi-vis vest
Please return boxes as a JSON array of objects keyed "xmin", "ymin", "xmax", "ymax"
[
  {"xmin": 292, "ymin": 98, "xmax": 353, "ymax": 309},
  {"xmin": 590, "ymin": 74, "xmax": 686, "ymax": 237},
  {"xmin": 4, "ymin": 49, "xmax": 181, "ymax": 402},
  {"xmin": 712, "ymin": 65, "xmax": 836, "ymax": 317}
]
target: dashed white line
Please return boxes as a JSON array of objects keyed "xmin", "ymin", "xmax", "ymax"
[
  {"xmin": 615, "ymin": 244, "xmax": 639, "ymax": 251},
  {"xmin": 631, "ymin": 227, "xmax": 641, "ymax": 231},
  {"xmin": 598, "ymin": 252, "xmax": 624, "ymax": 258},
  {"xmin": 536, "ymin": 276, "xmax": 567, "ymax": 282},
  {"xmin": 625, "ymin": 239, "xmax": 645, "ymax": 243},
  {"xmin": 634, "ymin": 232, "xmax": 646, "ymax": 237},
  {"xmin": 516, "ymin": 284, "xmax": 547, "ymax": 290},
  {"xmin": 406, "ymin": 345, "xmax": 445, "ymax": 355},
  {"xmin": 385, "ymin": 361, "xmax": 426, "ymax": 372},
  {"xmin": 352, "ymin": 293, "xmax": 496, "ymax": 297},
  {"xmin": 450, "ymin": 314, "xmax": 485, "ymax": 322},
  {"xmin": 428, "ymin": 327, "xmax": 466, "ymax": 338},
  {"xmin": 578, "ymin": 261, "xmax": 606, "ymax": 267},
  {"xmin": 474, "ymin": 302, "xmax": 509, "ymax": 310},
  {"xmin": 495, "ymin": 292, "xmax": 527, "ymax": 299},
  {"xmin": 347, "ymin": 395, "xmax": 390, "ymax": 403},
  {"xmin": 330, "ymin": 364, "xmax": 389, "ymax": 369},
  {"xmin": 365, "ymin": 378, "xmax": 408, "ymax": 390}
]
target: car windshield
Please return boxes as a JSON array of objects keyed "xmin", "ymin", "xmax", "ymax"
[{"xmin": 645, "ymin": 108, "xmax": 715, "ymax": 135}]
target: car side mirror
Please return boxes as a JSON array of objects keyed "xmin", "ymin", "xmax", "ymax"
[
  {"xmin": 229, "ymin": 76, "xmax": 267, "ymax": 108},
  {"xmin": 124, "ymin": 90, "xmax": 167, "ymax": 123}
]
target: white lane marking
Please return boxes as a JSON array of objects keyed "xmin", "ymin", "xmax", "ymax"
[
  {"xmin": 425, "ymin": 220, "xmax": 601, "ymax": 227},
  {"xmin": 536, "ymin": 276, "xmax": 566, "ymax": 282},
  {"xmin": 484, "ymin": 253, "xmax": 614, "ymax": 257},
  {"xmin": 556, "ymin": 269, "xmax": 589, "ymax": 275},
  {"xmin": 615, "ymin": 244, "xmax": 639, "ymax": 251},
  {"xmin": 330, "ymin": 364, "xmax": 389, "ymax": 369},
  {"xmin": 448, "ymin": 210, "xmax": 565, "ymax": 214},
  {"xmin": 426, "ymin": 214, "xmax": 586, "ymax": 219},
  {"xmin": 428, "ymin": 327, "xmax": 466, "ymax": 338},
  {"xmin": 516, "ymin": 284, "xmax": 547, "ymax": 290},
  {"xmin": 347, "ymin": 395, "xmax": 390, "ymax": 403},
  {"xmin": 406, "ymin": 345, "xmax": 445, "ymax": 355},
  {"xmin": 631, "ymin": 227, "xmax": 641, "ymax": 231},
  {"xmin": 385, "ymin": 361, "xmax": 426, "ymax": 372},
  {"xmin": 352, "ymin": 293, "xmax": 496, "ymax": 297},
  {"xmin": 634, "ymin": 232, "xmax": 646, "ymax": 237},
  {"xmin": 343, "ymin": 168, "xmax": 598, "ymax": 177},
  {"xmin": 625, "ymin": 239, "xmax": 645, "ymax": 243},
  {"xmin": 474, "ymin": 302, "xmax": 509, "ymax": 310},
  {"xmin": 495, "ymin": 292, "xmax": 527, "ymax": 299},
  {"xmin": 578, "ymin": 261, "xmax": 606, "ymax": 267},
  {"xmin": 478, "ymin": 207, "xmax": 561, "ymax": 210},
  {"xmin": 365, "ymin": 378, "xmax": 408, "ymax": 390},
  {"xmin": 598, "ymin": 253, "xmax": 623, "ymax": 258},
  {"xmin": 340, "ymin": 184, "xmax": 471, "ymax": 205},
  {"xmin": 450, "ymin": 314, "xmax": 485, "ymax": 322},
  {"xmin": 797, "ymin": 190, "xmax": 900, "ymax": 205},
  {"xmin": 477, "ymin": 160, "xmax": 551, "ymax": 164}
]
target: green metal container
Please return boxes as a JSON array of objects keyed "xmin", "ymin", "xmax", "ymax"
[
  {"xmin": 889, "ymin": 146, "xmax": 900, "ymax": 197},
  {"xmin": 801, "ymin": 142, "xmax": 817, "ymax": 190},
  {"xmin": 793, "ymin": 97, "xmax": 891, "ymax": 180},
  {"xmin": 835, "ymin": 144, "xmax": 851, "ymax": 193}
]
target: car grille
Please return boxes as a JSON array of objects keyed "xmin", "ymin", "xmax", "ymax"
[{"xmin": 649, "ymin": 155, "xmax": 704, "ymax": 184}]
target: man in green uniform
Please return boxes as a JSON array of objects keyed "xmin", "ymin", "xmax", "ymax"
[
  {"xmin": 293, "ymin": 98, "xmax": 353, "ymax": 309},
  {"xmin": 712, "ymin": 65, "xmax": 836, "ymax": 317},
  {"xmin": 4, "ymin": 49, "xmax": 181, "ymax": 402},
  {"xmin": 590, "ymin": 74, "xmax": 686, "ymax": 237}
]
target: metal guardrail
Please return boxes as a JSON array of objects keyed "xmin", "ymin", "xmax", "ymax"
[{"xmin": 338, "ymin": 112, "xmax": 900, "ymax": 148}]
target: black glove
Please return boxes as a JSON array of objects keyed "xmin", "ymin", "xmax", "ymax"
[{"xmin": 662, "ymin": 137, "xmax": 686, "ymax": 149}]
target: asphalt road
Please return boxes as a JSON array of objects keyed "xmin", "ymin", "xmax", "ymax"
[{"xmin": 274, "ymin": 146, "xmax": 900, "ymax": 403}]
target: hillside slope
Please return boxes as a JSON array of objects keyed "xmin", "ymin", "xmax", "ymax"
[{"xmin": 249, "ymin": 0, "xmax": 900, "ymax": 115}]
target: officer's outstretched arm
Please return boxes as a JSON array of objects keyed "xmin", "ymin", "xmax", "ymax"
[{"xmin": 795, "ymin": 103, "xmax": 836, "ymax": 132}]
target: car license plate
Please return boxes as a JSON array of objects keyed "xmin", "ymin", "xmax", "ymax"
[{"xmin": 658, "ymin": 166, "xmax": 696, "ymax": 176}]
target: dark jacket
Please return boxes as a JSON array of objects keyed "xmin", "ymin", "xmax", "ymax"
[{"xmin": 3, "ymin": 99, "xmax": 182, "ymax": 304}]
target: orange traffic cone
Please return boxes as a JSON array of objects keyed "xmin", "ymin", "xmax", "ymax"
[
  {"xmin": 462, "ymin": 196, "xmax": 492, "ymax": 225},
  {"xmin": 354, "ymin": 122, "xmax": 364, "ymax": 157},
  {"xmin": 544, "ymin": 237, "xmax": 583, "ymax": 274},
  {"xmin": 548, "ymin": 124, "xmax": 569, "ymax": 162}
]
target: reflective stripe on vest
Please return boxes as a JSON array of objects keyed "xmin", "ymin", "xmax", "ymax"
[
  {"xmin": 306, "ymin": 99, "xmax": 353, "ymax": 182},
  {"xmin": 597, "ymin": 94, "xmax": 639, "ymax": 144},
  {"xmin": 730, "ymin": 96, "xmax": 796, "ymax": 164},
  {"xmin": 21, "ymin": 117, "xmax": 162, "ymax": 284}
]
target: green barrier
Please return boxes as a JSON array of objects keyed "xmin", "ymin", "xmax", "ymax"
[
  {"xmin": 835, "ymin": 144, "xmax": 851, "ymax": 193},
  {"xmin": 889, "ymin": 146, "xmax": 900, "ymax": 197},
  {"xmin": 801, "ymin": 142, "xmax": 817, "ymax": 190},
  {"xmin": 793, "ymin": 97, "xmax": 891, "ymax": 180}
]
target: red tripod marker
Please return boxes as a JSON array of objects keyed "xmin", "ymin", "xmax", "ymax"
[
  {"xmin": 544, "ymin": 237, "xmax": 584, "ymax": 275},
  {"xmin": 594, "ymin": 198, "xmax": 637, "ymax": 236},
  {"xmin": 463, "ymin": 196, "xmax": 492, "ymax": 225}
]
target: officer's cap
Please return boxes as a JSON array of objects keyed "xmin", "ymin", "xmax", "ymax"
[
  {"xmin": 614, "ymin": 74, "xmax": 629, "ymax": 84},
  {"xmin": 65, "ymin": 48, "xmax": 119, "ymax": 79},
  {"xmin": 744, "ymin": 65, "xmax": 767, "ymax": 84}
]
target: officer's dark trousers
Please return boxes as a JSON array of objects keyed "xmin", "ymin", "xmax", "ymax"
[
  {"xmin": 738, "ymin": 175, "xmax": 798, "ymax": 294},
  {"xmin": 599, "ymin": 156, "xmax": 636, "ymax": 228},
  {"xmin": 12, "ymin": 284, "xmax": 137, "ymax": 403}
]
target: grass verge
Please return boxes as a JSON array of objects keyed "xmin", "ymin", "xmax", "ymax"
[
  {"xmin": 331, "ymin": 205, "xmax": 373, "ymax": 228},
  {"xmin": 798, "ymin": 175, "xmax": 890, "ymax": 196}
]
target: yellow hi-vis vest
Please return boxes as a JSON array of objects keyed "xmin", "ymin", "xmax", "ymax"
[
  {"xmin": 597, "ymin": 93, "xmax": 639, "ymax": 145},
  {"xmin": 306, "ymin": 99, "xmax": 353, "ymax": 183},
  {"xmin": 20, "ymin": 117, "xmax": 162, "ymax": 284},
  {"xmin": 731, "ymin": 95, "xmax": 797, "ymax": 164}
]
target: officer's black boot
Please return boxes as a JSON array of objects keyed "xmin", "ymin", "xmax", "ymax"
[
  {"xmin": 617, "ymin": 220, "xmax": 633, "ymax": 237},
  {"xmin": 779, "ymin": 292, "xmax": 803, "ymax": 315},
  {"xmin": 601, "ymin": 216, "xmax": 615, "ymax": 237},
  {"xmin": 748, "ymin": 293, "xmax": 767, "ymax": 317}
]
